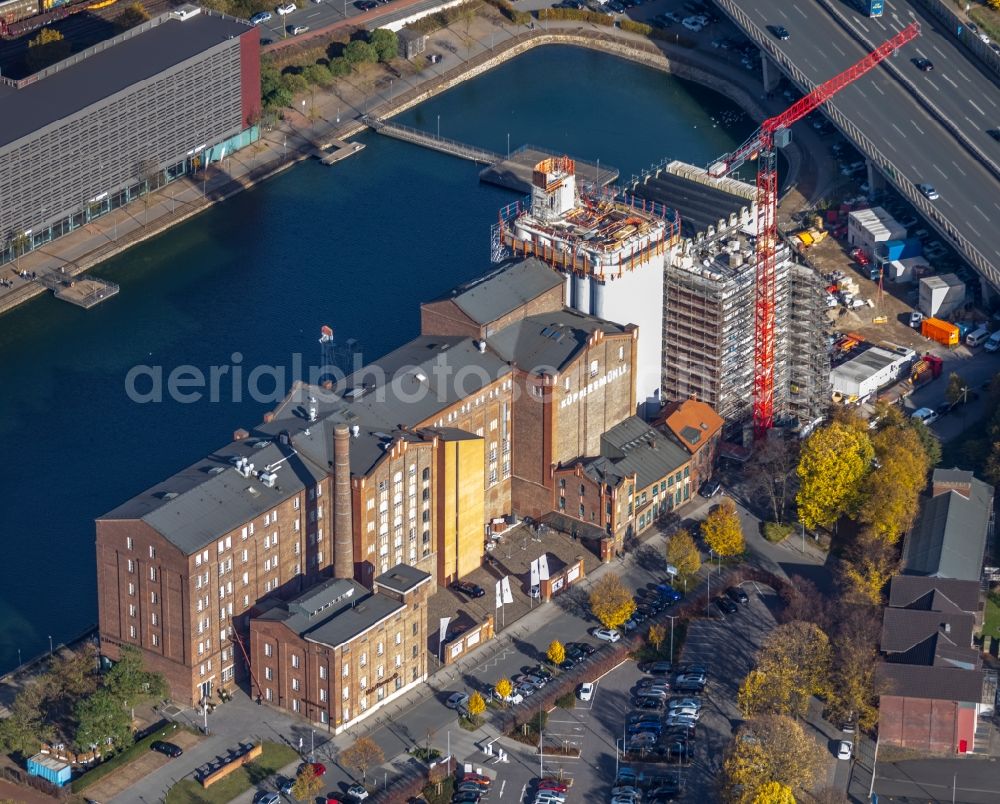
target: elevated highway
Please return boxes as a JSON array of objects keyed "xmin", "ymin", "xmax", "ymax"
[{"xmin": 714, "ymin": 0, "xmax": 1000, "ymax": 293}]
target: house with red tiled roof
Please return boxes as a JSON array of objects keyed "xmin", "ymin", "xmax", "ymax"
[{"xmin": 659, "ymin": 399, "xmax": 725, "ymax": 488}]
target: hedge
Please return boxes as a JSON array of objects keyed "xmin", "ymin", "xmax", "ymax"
[
  {"xmin": 72, "ymin": 721, "xmax": 182, "ymax": 792},
  {"xmin": 763, "ymin": 521, "xmax": 794, "ymax": 543},
  {"xmin": 618, "ymin": 19, "xmax": 652, "ymax": 35},
  {"xmin": 536, "ymin": 7, "xmax": 613, "ymax": 26},
  {"xmin": 484, "ymin": 0, "xmax": 531, "ymax": 25}
]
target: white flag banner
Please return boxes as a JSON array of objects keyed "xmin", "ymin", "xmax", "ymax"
[
  {"xmin": 439, "ymin": 616, "xmax": 451, "ymax": 645},
  {"xmin": 538, "ymin": 554, "xmax": 550, "ymax": 581},
  {"xmin": 530, "ymin": 559, "xmax": 540, "ymax": 588},
  {"xmin": 496, "ymin": 579, "xmax": 503, "ymax": 609},
  {"xmin": 501, "ymin": 575, "xmax": 514, "ymax": 605}
]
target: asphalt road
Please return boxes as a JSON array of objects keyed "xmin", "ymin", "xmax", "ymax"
[
  {"xmin": 720, "ymin": 0, "xmax": 1000, "ymax": 279},
  {"xmin": 873, "ymin": 756, "xmax": 1000, "ymax": 803}
]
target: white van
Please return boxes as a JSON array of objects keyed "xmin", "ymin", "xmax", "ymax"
[
  {"xmin": 986, "ymin": 331, "xmax": 1000, "ymax": 352},
  {"xmin": 967, "ymin": 326, "xmax": 990, "ymax": 347}
]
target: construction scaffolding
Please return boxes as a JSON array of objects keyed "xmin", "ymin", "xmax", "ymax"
[
  {"xmin": 786, "ymin": 263, "xmax": 831, "ymax": 428},
  {"xmin": 663, "ymin": 233, "xmax": 790, "ymax": 435}
]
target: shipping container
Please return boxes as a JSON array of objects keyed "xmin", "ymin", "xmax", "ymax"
[
  {"xmin": 921, "ymin": 317, "xmax": 960, "ymax": 347},
  {"xmin": 879, "ymin": 238, "xmax": 923, "ymax": 262},
  {"xmin": 27, "ymin": 754, "xmax": 72, "ymax": 787}
]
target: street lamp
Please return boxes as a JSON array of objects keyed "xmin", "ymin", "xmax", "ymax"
[
  {"xmin": 666, "ymin": 614, "xmax": 677, "ymax": 663},
  {"xmin": 48, "ymin": 635, "xmax": 53, "ymax": 655},
  {"xmin": 437, "ymin": 114, "xmax": 440, "ymax": 139}
]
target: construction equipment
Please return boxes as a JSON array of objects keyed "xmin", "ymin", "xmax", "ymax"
[
  {"xmin": 872, "ymin": 266, "xmax": 888, "ymax": 324},
  {"xmin": 708, "ymin": 22, "xmax": 920, "ymax": 437}
]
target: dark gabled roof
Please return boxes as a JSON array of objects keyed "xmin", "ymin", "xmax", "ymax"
[
  {"xmin": 426, "ymin": 258, "xmax": 562, "ymax": 328},
  {"xmin": 888, "ymin": 575, "xmax": 981, "ymax": 615},
  {"xmin": 934, "ymin": 467, "xmax": 978, "ymax": 486},
  {"xmin": 877, "ymin": 663, "xmax": 984, "ymax": 703},
  {"xmin": 597, "ymin": 417, "xmax": 690, "ymax": 491},
  {"xmin": 487, "ymin": 309, "xmax": 630, "ymax": 374},
  {"xmin": 880, "ymin": 608, "xmax": 974, "ymax": 659},
  {"xmin": 901, "ymin": 474, "xmax": 993, "ymax": 580},
  {"xmin": 374, "ymin": 564, "xmax": 431, "ymax": 595},
  {"xmin": 0, "ymin": 12, "xmax": 250, "ymax": 149},
  {"xmin": 255, "ymin": 577, "xmax": 404, "ymax": 649}
]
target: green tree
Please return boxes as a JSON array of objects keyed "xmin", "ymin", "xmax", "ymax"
[
  {"xmin": 344, "ymin": 40, "xmax": 378, "ymax": 64},
  {"xmin": 328, "ymin": 57, "xmax": 352, "ymax": 77},
  {"xmin": 27, "ymin": 27, "xmax": 71, "ymax": 72},
  {"xmin": 281, "ymin": 71, "xmax": 309, "ymax": 95},
  {"xmin": 909, "ymin": 417, "xmax": 941, "ymax": 467},
  {"xmin": 752, "ymin": 781, "xmax": 797, "ymax": 804},
  {"xmin": 665, "ymin": 528, "xmax": 701, "ymax": 583},
  {"xmin": 75, "ymin": 689, "xmax": 133, "ymax": 753},
  {"xmin": 466, "ymin": 691, "xmax": 486, "ymax": 718},
  {"xmin": 302, "ymin": 63, "xmax": 333, "ymax": 87},
  {"xmin": 701, "ymin": 500, "xmax": 745, "ymax": 557},
  {"xmin": 796, "ymin": 419, "xmax": 874, "ymax": 531},
  {"xmin": 827, "ymin": 604, "xmax": 882, "ymax": 732},
  {"xmin": 369, "ymin": 28, "xmax": 398, "ymax": 62},
  {"xmin": 291, "ymin": 763, "xmax": 323, "ymax": 800},
  {"xmin": 945, "ymin": 372, "xmax": 969, "ymax": 406},
  {"xmin": 588, "ymin": 572, "xmax": 636, "ymax": 630},
  {"xmin": 494, "ymin": 677, "xmax": 513, "ymax": 702},
  {"xmin": 339, "ymin": 735, "xmax": 383, "ymax": 783},
  {"xmin": 45, "ymin": 643, "xmax": 99, "ymax": 701},
  {"xmin": 546, "ymin": 640, "xmax": 565, "ymax": 666},
  {"xmin": 105, "ymin": 646, "xmax": 167, "ymax": 713},
  {"xmin": 0, "ymin": 683, "xmax": 53, "ymax": 757},
  {"xmin": 113, "ymin": 2, "xmax": 149, "ymax": 32}
]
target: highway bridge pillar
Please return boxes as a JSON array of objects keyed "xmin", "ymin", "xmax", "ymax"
[
  {"xmin": 866, "ymin": 159, "xmax": 885, "ymax": 200},
  {"xmin": 761, "ymin": 55, "xmax": 780, "ymax": 93}
]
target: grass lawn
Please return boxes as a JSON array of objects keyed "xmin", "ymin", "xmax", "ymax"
[
  {"xmin": 984, "ymin": 594, "xmax": 1000, "ymax": 641},
  {"xmin": 165, "ymin": 741, "xmax": 300, "ymax": 804}
]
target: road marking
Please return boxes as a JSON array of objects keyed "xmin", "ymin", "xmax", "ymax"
[
  {"xmin": 519, "ymin": 783, "xmax": 526, "ymax": 802},
  {"xmin": 974, "ymin": 204, "xmax": 990, "ymax": 221},
  {"xmin": 891, "ymin": 123, "xmax": 907, "ymax": 138},
  {"xmin": 831, "ymin": 42, "xmax": 846, "ymax": 56},
  {"xmin": 932, "ymin": 45, "xmax": 945, "ymax": 58},
  {"xmin": 778, "ymin": 8, "xmax": 788, "ymax": 19},
  {"xmin": 855, "ymin": 86, "xmax": 867, "ymax": 98},
  {"xmin": 911, "ymin": 121, "xmax": 924, "ymax": 135},
  {"xmin": 307, "ymin": 10, "xmax": 321, "ymax": 16},
  {"xmin": 986, "ymin": 95, "xmax": 998, "ymax": 108},
  {"xmin": 952, "ymin": 161, "xmax": 966, "ymax": 176},
  {"xmin": 872, "ymin": 82, "xmax": 885, "ymax": 95},
  {"xmin": 957, "ymin": 69, "xmax": 972, "ymax": 82},
  {"xmin": 499, "ymin": 780, "xmax": 506, "ymax": 799},
  {"xmin": 940, "ymin": 74, "xmax": 958, "ymax": 88},
  {"xmin": 933, "ymin": 164, "xmax": 947, "ymax": 179},
  {"xmin": 968, "ymin": 223, "xmax": 982, "ymax": 237},
  {"xmin": 793, "ymin": 5, "xmax": 806, "ymax": 18},
  {"xmin": 969, "ymin": 99, "xmax": 986, "ymax": 117}
]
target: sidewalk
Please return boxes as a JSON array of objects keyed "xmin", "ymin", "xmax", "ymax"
[{"xmin": 0, "ymin": 13, "xmax": 837, "ymax": 317}]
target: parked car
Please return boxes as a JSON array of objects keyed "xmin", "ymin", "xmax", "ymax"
[
  {"xmin": 648, "ymin": 660, "xmax": 673, "ymax": 675},
  {"xmin": 538, "ymin": 779, "xmax": 569, "ymax": 793},
  {"xmin": 462, "ymin": 773, "xmax": 492, "ymax": 787},
  {"xmin": 446, "ymin": 691, "xmax": 469, "ymax": 709},
  {"xmin": 726, "ymin": 586, "xmax": 749, "ymax": 605},
  {"xmin": 909, "ymin": 311, "xmax": 924, "ymax": 328},
  {"xmin": 911, "ymin": 407, "xmax": 939, "ymax": 426},
  {"xmin": 578, "ymin": 682, "xmax": 594, "ymax": 701},
  {"xmin": 715, "ymin": 596, "xmax": 739, "ymax": 616},
  {"xmin": 699, "ymin": 477, "xmax": 721, "ymax": 497},
  {"xmin": 837, "ymin": 740, "xmax": 853, "ymax": 760},
  {"xmin": 250, "ymin": 11, "xmax": 272, "ymax": 23},
  {"xmin": 567, "ymin": 641, "xmax": 597, "ymax": 656},
  {"xmin": 346, "ymin": 783, "xmax": 369, "ymax": 800},
  {"xmin": 492, "ymin": 689, "xmax": 524, "ymax": 705},
  {"xmin": 255, "ymin": 794, "xmax": 280, "ymax": 804},
  {"xmin": 668, "ymin": 697, "xmax": 702, "ymax": 710},
  {"xmin": 151, "ymin": 740, "xmax": 183, "ymax": 758},
  {"xmin": 656, "ymin": 583, "xmax": 683, "ymax": 603},
  {"xmin": 450, "ymin": 580, "xmax": 485, "ymax": 598},
  {"xmin": 451, "ymin": 793, "xmax": 482, "ymax": 804},
  {"xmin": 276, "ymin": 2, "xmax": 296, "ymax": 14},
  {"xmin": 355, "ymin": 0, "xmax": 378, "ymax": 7},
  {"xmin": 593, "ymin": 628, "xmax": 621, "ymax": 642},
  {"xmin": 635, "ymin": 696, "xmax": 664, "ymax": 710},
  {"xmin": 289, "ymin": 24, "xmax": 309, "ymax": 34}
]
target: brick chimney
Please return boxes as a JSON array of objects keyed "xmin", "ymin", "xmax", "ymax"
[{"xmin": 333, "ymin": 424, "xmax": 354, "ymax": 579}]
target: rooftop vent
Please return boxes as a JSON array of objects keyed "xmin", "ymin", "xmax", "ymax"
[
  {"xmin": 259, "ymin": 471, "xmax": 278, "ymax": 488},
  {"xmin": 414, "ymin": 371, "xmax": 427, "ymax": 383},
  {"xmin": 234, "ymin": 457, "xmax": 255, "ymax": 478},
  {"xmin": 246, "ymin": 486, "xmax": 259, "ymax": 497},
  {"xmin": 161, "ymin": 491, "xmax": 178, "ymax": 500},
  {"xmin": 308, "ymin": 396, "xmax": 318, "ymax": 423},
  {"xmin": 350, "ymin": 424, "xmax": 360, "ymax": 438},
  {"xmin": 254, "ymin": 440, "xmax": 271, "ymax": 449},
  {"xmin": 170, "ymin": 4, "xmax": 201, "ymax": 21},
  {"xmin": 208, "ymin": 466, "xmax": 226, "ymax": 475}
]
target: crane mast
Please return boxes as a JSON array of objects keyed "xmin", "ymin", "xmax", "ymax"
[{"xmin": 708, "ymin": 22, "xmax": 920, "ymax": 438}]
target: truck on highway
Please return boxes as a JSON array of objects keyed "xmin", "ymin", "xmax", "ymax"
[{"xmin": 856, "ymin": 0, "xmax": 884, "ymax": 18}]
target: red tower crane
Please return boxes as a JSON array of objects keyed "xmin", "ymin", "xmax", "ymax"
[{"xmin": 708, "ymin": 22, "xmax": 920, "ymax": 438}]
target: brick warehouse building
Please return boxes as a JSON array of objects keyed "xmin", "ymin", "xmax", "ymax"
[
  {"xmin": 0, "ymin": 6, "xmax": 260, "ymax": 266},
  {"xmin": 249, "ymin": 565, "xmax": 430, "ymax": 732},
  {"xmin": 97, "ymin": 258, "xmax": 639, "ymax": 706}
]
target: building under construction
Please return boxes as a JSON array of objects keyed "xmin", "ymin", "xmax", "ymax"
[
  {"xmin": 494, "ymin": 156, "xmax": 681, "ymax": 416},
  {"xmin": 630, "ymin": 161, "xmax": 829, "ymax": 438}
]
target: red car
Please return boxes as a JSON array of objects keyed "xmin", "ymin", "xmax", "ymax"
[
  {"xmin": 461, "ymin": 773, "xmax": 492, "ymax": 787},
  {"xmin": 538, "ymin": 779, "xmax": 569, "ymax": 793},
  {"xmin": 299, "ymin": 761, "xmax": 326, "ymax": 777}
]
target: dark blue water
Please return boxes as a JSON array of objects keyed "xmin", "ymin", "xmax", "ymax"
[{"xmin": 0, "ymin": 46, "xmax": 753, "ymax": 670}]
